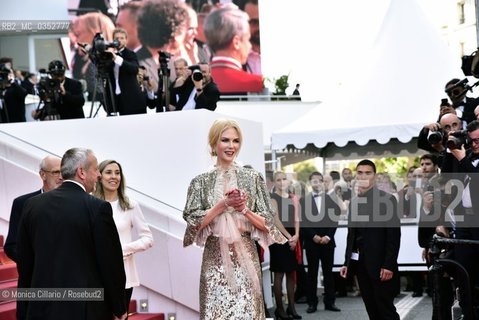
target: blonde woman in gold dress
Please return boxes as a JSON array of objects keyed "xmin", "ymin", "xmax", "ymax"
[{"xmin": 183, "ymin": 119, "xmax": 286, "ymax": 319}]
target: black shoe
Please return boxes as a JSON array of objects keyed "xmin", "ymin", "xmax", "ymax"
[
  {"xmin": 412, "ymin": 291, "xmax": 423, "ymax": 297},
  {"xmin": 274, "ymin": 308, "xmax": 292, "ymax": 320},
  {"xmin": 286, "ymin": 306, "xmax": 302, "ymax": 319},
  {"xmin": 325, "ymin": 304, "xmax": 341, "ymax": 312},
  {"xmin": 306, "ymin": 304, "xmax": 317, "ymax": 313}
]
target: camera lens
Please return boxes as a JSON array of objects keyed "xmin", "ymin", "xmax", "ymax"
[
  {"xmin": 192, "ymin": 70, "xmax": 203, "ymax": 81},
  {"xmin": 427, "ymin": 131, "xmax": 443, "ymax": 145}
]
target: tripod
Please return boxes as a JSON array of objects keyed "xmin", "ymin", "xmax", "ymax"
[
  {"xmin": 87, "ymin": 53, "xmax": 117, "ymax": 118},
  {"xmin": 157, "ymin": 50, "xmax": 171, "ymax": 112},
  {"xmin": 89, "ymin": 72, "xmax": 117, "ymax": 118}
]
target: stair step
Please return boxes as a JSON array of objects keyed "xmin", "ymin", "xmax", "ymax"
[
  {"xmin": 129, "ymin": 299, "xmax": 137, "ymax": 313},
  {"xmin": 0, "ymin": 265, "xmax": 17, "ymax": 282},
  {"xmin": 0, "ymin": 249, "xmax": 14, "ymax": 265},
  {"xmin": 0, "ymin": 280, "xmax": 17, "ymax": 290},
  {"xmin": 129, "ymin": 313, "xmax": 164, "ymax": 320},
  {"xmin": 0, "ymin": 301, "xmax": 16, "ymax": 320}
]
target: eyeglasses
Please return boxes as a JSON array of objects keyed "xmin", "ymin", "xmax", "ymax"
[
  {"xmin": 471, "ymin": 137, "xmax": 479, "ymax": 144},
  {"xmin": 42, "ymin": 169, "xmax": 61, "ymax": 176}
]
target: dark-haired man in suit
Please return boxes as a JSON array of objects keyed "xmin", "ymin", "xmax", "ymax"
[
  {"xmin": 340, "ymin": 160, "xmax": 401, "ymax": 320},
  {"xmin": 4, "ymin": 155, "xmax": 63, "ymax": 262},
  {"xmin": 16, "ymin": 148, "xmax": 127, "ymax": 320},
  {"xmin": 301, "ymin": 171, "xmax": 341, "ymax": 313}
]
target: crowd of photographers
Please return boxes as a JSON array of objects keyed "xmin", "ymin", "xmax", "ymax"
[
  {"xmin": 414, "ymin": 77, "xmax": 479, "ymax": 318},
  {"xmin": 0, "ymin": 0, "xmax": 266, "ymax": 123}
]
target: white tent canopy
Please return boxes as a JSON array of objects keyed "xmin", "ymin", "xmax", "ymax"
[{"xmin": 271, "ymin": 0, "xmax": 463, "ymax": 158}]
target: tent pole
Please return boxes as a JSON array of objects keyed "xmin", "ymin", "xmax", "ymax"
[{"xmin": 271, "ymin": 148, "xmax": 277, "ymax": 171}]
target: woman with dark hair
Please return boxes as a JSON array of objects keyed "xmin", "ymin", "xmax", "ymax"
[{"xmin": 94, "ymin": 160, "xmax": 154, "ymax": 309}]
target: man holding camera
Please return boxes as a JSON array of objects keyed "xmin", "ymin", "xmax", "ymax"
[
  {"xmin": 40, "ymin": 60, "xmax": 85, "ymax": 120},
  {"xmin": 445, "ymin": 78, "xmax": 479, "ymax": 126},
  {"xmin": 418, "ymin": 111, "xmax": 463, "ymax": 155},
  {"xmin": 106, "ymin": 28, "xmax": 146, "ymax": 115},
  {"xmin": 169, "ymin": 60, "xmax": 219, "ymax": 111},
  {"xmin": 441, "ymin": 120, "xmax": 479, "ymax": 313}
]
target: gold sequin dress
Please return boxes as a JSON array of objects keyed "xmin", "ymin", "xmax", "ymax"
[{"xmin": 183, "ymin": 165, "xmax": 286, "ymax": 320}]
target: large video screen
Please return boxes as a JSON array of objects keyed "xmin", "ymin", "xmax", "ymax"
[{"xmin": 69, "ymin": 0, "xmax": 263, "ymax": 95}]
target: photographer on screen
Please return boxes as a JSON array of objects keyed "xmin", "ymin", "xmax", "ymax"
[
  {"xmin": 0, "ymin": 63, "xmax": 27, "ymax": 123},
  {"xmin": 169, "ymin": 60, "xmax": 219, "ymax": 111},
  {"xmin": 32, "ymin": 60, "xmax": 85, "ymax": 120},
  {"xmin": 105, "ymin": 28, "xmax": 146, "ymax": 115}
]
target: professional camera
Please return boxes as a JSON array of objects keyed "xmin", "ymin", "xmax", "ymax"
[
  {"xmin": 37, "ymin": 74, "xmax": 61, "ymax": 101},
  {"xmin": 189, "ymin": 65, "xmax": 203, "ymax": 81},
  {"xmin": 427, "ymin": 129, "xmax": 444, "ymax": 145},
  {"xmin": 0, "ymin": 64, "xmax": 11, "ymax": 89},
  {"xmin": 88, "ymin": 33, "xmax": 120, "ymax": 74},
  {"xmin": 447, "ymin": 130, "xmax": 470, "ymax": 150},
  {"xmin": 445, "ymin": 78, "xmax": 468, "ymax": 96},
  {"xmin": 93, "ymin": 33, "xmax": 120, "ymax": 52}
]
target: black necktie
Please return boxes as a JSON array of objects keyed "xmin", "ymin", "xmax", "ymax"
[{"xmin": 313, "ymin": 193, "xmax": 320, "ymax": 198}]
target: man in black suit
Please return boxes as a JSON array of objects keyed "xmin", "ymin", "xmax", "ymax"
[
  {"xmin": 16, "ymin": 148, "xmax": 127, "ymax": 320},
  {"xmin": 340, "ymin": 159, "xmax": 401, "ymax": 320},
  {"xmin": 443, "ymin": 120, "xmax": 479, "ymax": 313},
  {"xmin": 4, "ymin": 155, "xmax": 63, "ymax": 262},
  {"xmin": 169, "ymin": 60, "xmax": 220, "ymax": 111},
  {"xmin": 106, "ymin": 28, "xmax": 146, "ymax": 115},
  {"xmin": 0, "ymin": 63, "xmax": 27, "ymax": 123},
  {"xmin": 32, "ymin": 60, "xmax": 85, "ymax": 120},
  {"xmin": 445, "ymin": 78, "xmax": 479, "ymax": 126},
  {"xmin": 301, "ymin": 171, "xmax": 341, "ymax": 313}
]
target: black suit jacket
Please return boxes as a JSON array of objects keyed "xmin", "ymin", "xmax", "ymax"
[
  {"xmin": 170, "ymin": 77, "xmax": 220, "ymax": 111},
  {"xmin": 55, "ymin": 77, "xmax": 85, "ymax": 119},
  {"xmin": 2, "ymin": 82, "xmax": 27, "ymax": 123},
  {"xmin": 300, "ymin": 192, "xmax": 340, "ymax": 248},
  {"xmin": 21, "ymin": 79, "xmax": 36, "ymax": 95},
  {"xmin": 441, "ymin": 150, "xmax": 479, "ymax": 216},
  {"xmin": 456, "ymin": 96, "xmax": 479, "ymax": 125},
  {"xmin": 16, "ymin": 182, "xmax": 126, "ymax": 320},
  {"xmin": 4, "ymin": 190, "xmax": 42, "ymax": 262},
  {"xmin": 343, "ymin": 187, "xmax": 401, "ymax": 279},
  {"xmin": 108, "ymin": 48, "xmax": 146, "ymax": 115}
]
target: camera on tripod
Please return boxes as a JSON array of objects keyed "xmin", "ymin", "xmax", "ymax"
[
  {"xmin": 86, "ymin": 33, "xmax": 121, "ymax": 74},
  {"xmin": 38, "ymin": 76, "xmax": 61, "ymax": 101},
  {"xmin": 158, "ymin": 51, "xmax": 171, "ymax": 77}
]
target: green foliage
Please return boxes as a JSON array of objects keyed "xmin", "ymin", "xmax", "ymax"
[
  {"xmin": 271, "ymin": 74, "xmax": 289, "ymax": 96},
  {"xmin": 291, "ymin": 160, "xmax": 317, "ymax": 182}
]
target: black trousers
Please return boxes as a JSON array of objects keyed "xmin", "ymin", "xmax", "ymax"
[
  {"xmin": 354, "ymin": 260, "xmax": 399, "ymax": 320},
  {"xmin": 125, "ymin": 287, "xmax": 133, "ymax": 316},
  {"xmin": 305, "ymin": 243, "xmax": 335, "ymax": 307}
]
